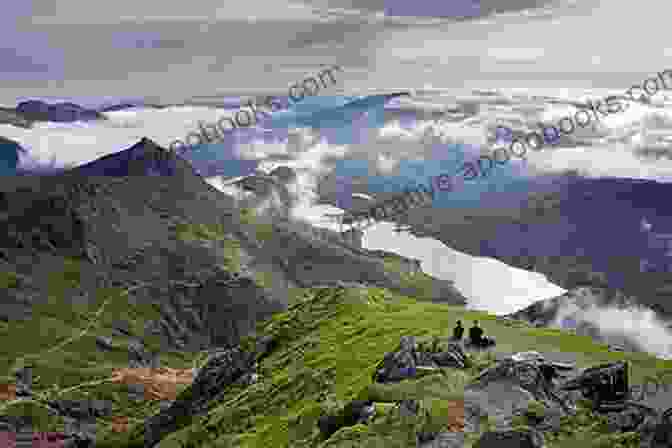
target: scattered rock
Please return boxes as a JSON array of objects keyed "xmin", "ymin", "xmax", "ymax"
[
  {"xmin": 111, "ymin": 320, "xmax": 133, "ymax": 337},
  {"xmin": 128, "ymin": 339, "xmax": 158, "ymax": 368},
  {"xmin": 14, "ymin": 366, "xmax": 32, "ymax": 397},
  {"xmin": 95, "ymin": 335, "xmax": 115, "ymax": 351},
  {"xmin": 317, "ymin": 400, "xmax": 376, "ymax": 439},
  {"xmin": 396, "ymin": 399, "xmax": 420, "ymax": 417}
]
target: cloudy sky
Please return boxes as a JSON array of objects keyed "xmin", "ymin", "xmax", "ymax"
[{"xmin": 1, "ymin": 0, "xmax": 671, "ymax": 105}]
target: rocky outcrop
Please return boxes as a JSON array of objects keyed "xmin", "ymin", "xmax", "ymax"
[
  {"xmin": 460, "ymin": 352, "xmax": 672, "ymax": 447},
  {"xmin": 372, "ymin": 336, "xmax": 470, "ymax": 384},
  {"xmin": 142, "ymin": 346, "xmax": 258, "ymax": 447},
  {"xmin": 466, "ymin": 351, "xmax": 579, "ymax": 423}
]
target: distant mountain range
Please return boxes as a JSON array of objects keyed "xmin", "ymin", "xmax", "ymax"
[
  {"xmin": 0, "ymin": 98, "xmax": 166, "ymax": 128},
  {"xmin": 381, "ymin": 173, "xmax": 672, "ymax": 321}
]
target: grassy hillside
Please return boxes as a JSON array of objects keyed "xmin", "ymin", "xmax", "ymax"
[
  {"xmin": 3, "ymin": 216, "xmax": 672, "ymax": 447},
  {"xmin": 95, "ymin": 284, "xmax": 672, "ymax": 448}
]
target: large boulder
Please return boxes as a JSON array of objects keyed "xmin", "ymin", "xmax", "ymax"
[
  {"xmin": 467, "ymin": 352, "xmax": 578, "ymax": 417},
  {"xmin": 559, "ymin": 361, "xmax": 629, "ymax": 411},
  {"xmin": 462, "ymin": 351, "xmax": 581, "ymax": 438}
]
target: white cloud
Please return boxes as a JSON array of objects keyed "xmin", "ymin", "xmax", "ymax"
[{"xmin": 29, "ymin": 0, "xmax": 321, "ymax": 24}]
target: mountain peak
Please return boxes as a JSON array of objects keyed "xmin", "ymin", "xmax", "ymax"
[{"xmin": 71, "ymin": 138, "xmax": 180, "ymax": 177}]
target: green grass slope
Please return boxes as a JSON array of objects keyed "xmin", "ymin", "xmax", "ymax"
[
  {"xmin": 101, "ymin": 285, "xmax": 672, "ymax": 448},
  {"xmin": 3, "ymin": 214, "xmax": 672, "ymax": 447},
  {"xmin": 0, "ymin": 256, "xmax": 206, "ymax": 438}
]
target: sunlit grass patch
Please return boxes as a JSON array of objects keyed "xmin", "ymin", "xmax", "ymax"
[{"xmin": 174, "ymin": 222, "xmax": 227, "ymax": 241}]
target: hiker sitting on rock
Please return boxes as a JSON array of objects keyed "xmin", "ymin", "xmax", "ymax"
[
  {"xmin": 469, "ymin": 321, "xmax": 484, "ymax": 345},
  {"xmin": 468, "ymin": 321, "xmax": 495, "ymax": 348},
  {"xmin": 452, "ymin": 320, "xmax": 464, "ymax": 341}
]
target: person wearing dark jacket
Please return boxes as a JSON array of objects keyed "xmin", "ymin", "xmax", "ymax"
[
  {"xmin": 453, "ymin": 321, "xmax": 464, "ymax": 340},
  {"xmin": 469, "ymin": 321, "xmax": 484, "ymax": 346}
]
